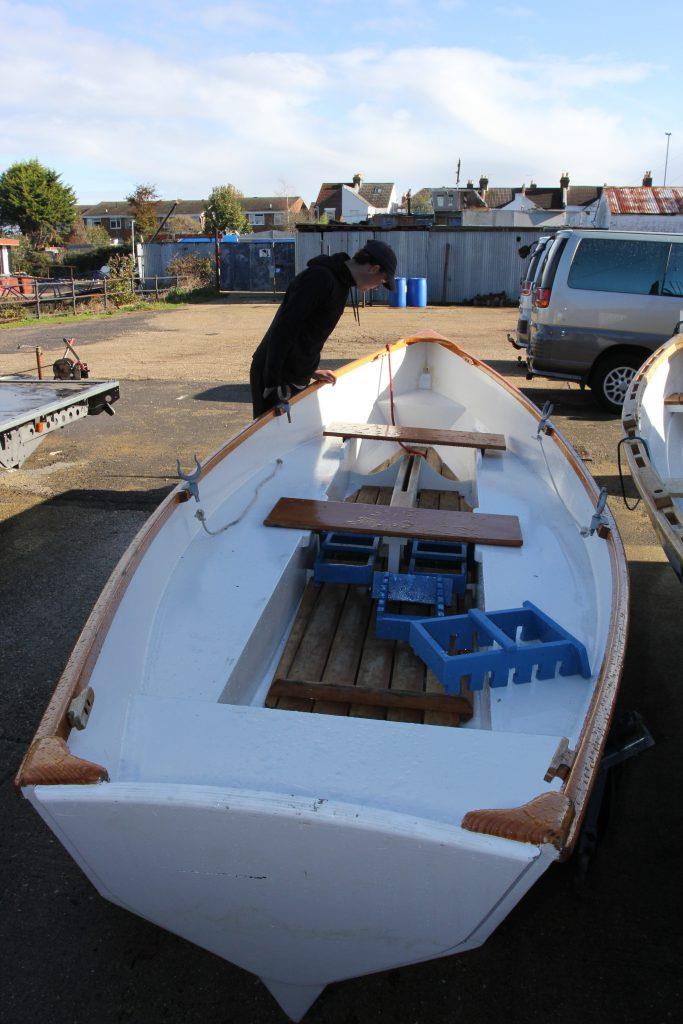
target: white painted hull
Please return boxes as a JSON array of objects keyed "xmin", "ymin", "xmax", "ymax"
[
  {"xmin": 622, "ymin": 334, "xmax": 683, "ymax": 581},
  {"xmin": 19, "ymin": 335, "xmax": 627, "ymax": 1019}
]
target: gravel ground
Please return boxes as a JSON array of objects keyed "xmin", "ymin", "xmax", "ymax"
[{"xmin": 1, "ymin": 302, "xmax": 679, "ymax": 1024}]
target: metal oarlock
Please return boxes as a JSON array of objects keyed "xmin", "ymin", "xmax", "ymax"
[{"xmin": 176, "ymin": 454, "xmax": 202, "ymax": 502}]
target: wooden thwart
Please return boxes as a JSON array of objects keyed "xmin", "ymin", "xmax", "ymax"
[
  {"xmin": 264, "ymin": 497, "xmax": 523, "ymax": 547},
  {"xmin": 664, "ymin": 392, "xmax": 683, "ymax": 406},
  {"xmin": 324, "ymin": 421, "xmax": 506, "ymax": 452},
  {"xmin": 266, "ymin": 678, "xmax": 473, "ymax": 719}
]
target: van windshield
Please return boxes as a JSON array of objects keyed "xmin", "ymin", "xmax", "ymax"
[{"xmin": 568, "ymin": 238, "xmax": 670, "ymax": 296}]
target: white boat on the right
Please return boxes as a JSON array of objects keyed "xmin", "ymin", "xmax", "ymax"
[{"xmin": 622, "ymin": 333, "xmax": 683, "ymax": 581}]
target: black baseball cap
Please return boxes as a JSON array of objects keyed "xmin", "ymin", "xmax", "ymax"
[{"xmin": 364, "ymin": 239, "xmax": 398, "ymax": 291}]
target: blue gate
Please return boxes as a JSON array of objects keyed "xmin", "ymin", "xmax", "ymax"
[{"xmin": 220, "ymin": 240, "xmax": 295, "ymax": 292}]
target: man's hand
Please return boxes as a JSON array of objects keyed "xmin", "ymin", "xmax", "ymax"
[{"xmin": 312, "ymin": 369, "xmax": 337, "ymax": 385}]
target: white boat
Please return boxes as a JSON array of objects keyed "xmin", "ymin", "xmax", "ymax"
[
  {"xmin": 17, "ymin": 333, "xmax": 627, "ymax": 1021},
  {"xmin": 622, "ymin": 333, "xmax": 683, "ymax": 581}
]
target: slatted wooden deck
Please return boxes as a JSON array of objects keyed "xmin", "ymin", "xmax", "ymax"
[{"xmin": 265, "ymin": 456, "xmax": 474, "ymax": 728}]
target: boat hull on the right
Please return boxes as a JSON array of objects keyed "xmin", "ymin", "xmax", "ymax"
[{"xmin": 622, "ymin": 333, "xmax": 683, "ymax": 581}]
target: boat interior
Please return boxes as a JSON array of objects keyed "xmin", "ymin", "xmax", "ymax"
[{"xmin": 65, "ymin": 340, "xmax": 614, "ymax": 815}]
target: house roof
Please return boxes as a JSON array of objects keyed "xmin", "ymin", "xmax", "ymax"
[
  {"xmin": 78, "ymin": 200, "xmax": 208, "ymax": 218},
  {"xmin": 605, "ymin": 186, "xmax": 683, "ymax": 215},
  {"xmin": 314, "ymin": 182, "xmax": 394, "ymax": 211},
  {"xmin": 240, "ymin": 196, "xmax": 306, "ymax": 212}
]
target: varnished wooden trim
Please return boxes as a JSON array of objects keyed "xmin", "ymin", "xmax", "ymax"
[
  {"xmin": 17, "ymin": 737, "xmax": 108, "ymax": 788},
  {"xmin": 461, "ymin": 792, "xmax": 574, "ymax": 850}
]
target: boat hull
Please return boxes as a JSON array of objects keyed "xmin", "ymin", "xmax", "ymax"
[{"xmin": 29, "ymin": 781, "xmax": 555, "ymax": 1019}]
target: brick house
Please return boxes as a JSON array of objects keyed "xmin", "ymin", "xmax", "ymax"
[
  {"xmin": 78, "ymin": 200, "xmax": 208, "ymax": 243},
  {"xmin": 240, "ymin": 196, "xmax": 308, "ymax": 231}
]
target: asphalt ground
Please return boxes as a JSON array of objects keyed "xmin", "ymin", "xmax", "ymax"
[{"xmin": 1, "ymin": 303, "xmax": 681, "ymax": 1024}]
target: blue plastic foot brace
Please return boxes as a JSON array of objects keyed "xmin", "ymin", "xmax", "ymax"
[
  {"xmin": 314, "ymin": 532, "xmax": 379, "ymax": 586},
  {"xmin": 408, "ymin": 539, "xmax": 469, "ymax": 596},
  {"xmin": 408, "ymin": 601, "xmax": 591, "ymax": 694},
  {"xmin": 373, "ymin": 570, "xmax": 455, "ymax": 640}
]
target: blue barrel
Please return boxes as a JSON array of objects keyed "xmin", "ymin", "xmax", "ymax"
[
  {"xmin": 407, "ymin": 277, "xmax": 427, "ymax": 307},
  {"xmin": 389, "ymin": 276, "xmax": 407, "ymax": 308}
]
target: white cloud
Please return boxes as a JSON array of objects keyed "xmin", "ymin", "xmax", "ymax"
[{"xmin": 0, "ymin": 2, "xmax": 666, "ymax": 203}]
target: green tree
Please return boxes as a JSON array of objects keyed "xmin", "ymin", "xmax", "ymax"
[
  {"xmin": 410, "ymin": 189, "xmax": 434, "ymax": 214},
  {"xmin": 0, "ymin": 159, "xmax": 76, "ymax": 245},
  {"xmin": 164, "ymin": 214, "xmax": 204, "ymax": 239},
  {"xmin": 126, "ymin": 183, "xmax": 160, "ymax": 239},
  {"xmin": 204, "ymin": 184, "xmax": 250, "ymax": 236},
  {"xmin": 86, "ymin": 224, "xmax": 112, "ymax": 247}
]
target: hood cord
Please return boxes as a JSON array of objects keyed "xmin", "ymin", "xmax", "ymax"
[{"xmin": 350, "ymin": 286, "xmax": 360, "ymax": 325}]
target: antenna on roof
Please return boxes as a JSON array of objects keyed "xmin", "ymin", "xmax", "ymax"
[{"xmin": 455, "ymin": 159, "xmax": 461, "ymax": 186}]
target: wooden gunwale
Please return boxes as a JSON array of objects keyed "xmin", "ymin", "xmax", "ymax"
[
  {"xmin": 621, "ymin": 334, "xmax": 683, "ymax": 576},
  {"xmin": 16, "ymin": 331, "xmax": 628, "ymax": 847}
]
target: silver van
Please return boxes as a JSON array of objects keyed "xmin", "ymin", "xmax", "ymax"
[
  {"xmin": 526, "ymin": 229, "xmax": 683, "ymax": 412},
  {"xmin": 509, "ymin": 235, "xmax": 553, "ymax": 350}
]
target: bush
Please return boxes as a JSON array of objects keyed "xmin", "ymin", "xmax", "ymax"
[
  {"xmin": 108, "ymin": 253, "xmax": 136, "ymax": 306},
  {"xmin": 10, "ymin": 237, "xmax": 54, "ymax": 277},
  {"xmin": 0, "ymin": 295, "xmax": 27, "ymax": 322},
  {"xmin": 167, "ymin": 253, "xmax": 214, "ymax": 291},
  {"xmin": 66, "ymin": 245, "xmax": 131, "ymax": 277}
]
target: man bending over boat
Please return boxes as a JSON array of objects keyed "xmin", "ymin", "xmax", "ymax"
[{"xmin": 250, "ymin": 240, "xmax": 397, "ymax": 418}]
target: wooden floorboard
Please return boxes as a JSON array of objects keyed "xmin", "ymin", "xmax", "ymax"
[{"xmin": 267, "ymin": 451, "xmax": 475, "ymax": 727}]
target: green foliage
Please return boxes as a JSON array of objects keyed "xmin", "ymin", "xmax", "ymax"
[
  {"xmin": 204, "ymin": 184, "xmax": 250, "ymax": 236},
  {"xmin": 166, "ymin": 253, "xmax": 213, "ymax": 290},
  {"xmin": 108, "ymin": 252, "xmax": 136, "ymax": 306},
  {"xmin": 66, "ymin": 245, "xmax": 130, "ymax": 276},
  {"xmin": 126, "ymin": 183, "xmax": 160, "ymax": 239},
  {"xmin": 317, "ymin": 212, "xmax": 329, "ymax": 225},
  {"xmin": 10, "ymin": 236, "xmax": 54, "ymax": 276},
  {"xmin": 0, "ymin": 159, "xmax": 77, "ymax": 244},
  {"xmin": 410, "ymin": 190, "xmax": 434, "ymax": 214},
  {"xmin": 86, "ymin": 224, "xmax": 112, "ymax": 247},
  {"xmin": 0, "ymin": 295, "xmax": 26, "ymax": 322},
  {"xmin": 164, "ymin": 214, "xmax": 203, "ymax": 239}
]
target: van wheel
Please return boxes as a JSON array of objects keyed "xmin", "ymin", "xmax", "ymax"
[{"xmin": 589, "ymin": 353, "xmax": 642, "ymax": 414}]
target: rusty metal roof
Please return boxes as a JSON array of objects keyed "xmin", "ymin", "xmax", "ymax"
[{"xmin": 606, "ymin": 187, "xmax": 683, "ymax": 215}]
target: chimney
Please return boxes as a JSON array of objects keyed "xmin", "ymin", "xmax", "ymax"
[
  {"xmin": 560, "ymin": 171, "xmax": 570, "ymax": 208},
  {"xmin": 352, "ymin": 172, "xmax": 363, "ymax": 191},
  {"xmin": 529, "ymin": 179, "xmax": 537, "ymax": 189},
  {"xmin": 642, "ymin": 170, "xmax": 653, "ymax": 187},
  {"xmin": 466, "ymin": 179, "xmax": 474, "ymax": 189},
  {"xmin": 478, "ymin": 174, "xmax": 489, "ymax": 199}
]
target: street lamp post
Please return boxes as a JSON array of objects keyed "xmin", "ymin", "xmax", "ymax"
[{"xmin": 664, "ymin": 132, "xmax": 672, "ymax": 186}]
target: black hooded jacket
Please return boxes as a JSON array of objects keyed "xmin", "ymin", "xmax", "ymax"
[{"xmin": 251, "ymin": 253, "xmax": 353, "ymax": 390}]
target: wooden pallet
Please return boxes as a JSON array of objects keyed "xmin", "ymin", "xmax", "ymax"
[{"xmin": 265, "ymin": 462, "xmax": 474, "ymax": 728}]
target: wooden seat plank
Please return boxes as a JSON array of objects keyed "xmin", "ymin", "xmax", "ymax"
[
  {"xmin": 267, "ymin": 679, "xmax": 472, "ymax": 717},
  {"xmin": 664, "ymin": 392, "xmax": 683, "ymax": 406},
  {"xmin": 265, "ymin": 498, "xmax": 523, "ymax": 548},
  {"xmin": 324, "ymin": 422, "xmax": 506, "ymax": 452}
]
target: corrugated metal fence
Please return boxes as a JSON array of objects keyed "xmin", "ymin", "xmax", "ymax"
[
  {"xmin": 296, "ymin": 228, "xmax": 549, "ymax": 304},
  {"xmin": 141, "ymin": 242, "xmax": 214, "ymax": 278}
]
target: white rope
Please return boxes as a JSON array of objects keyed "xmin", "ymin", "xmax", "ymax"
[
  {"xmin": 536, "ymin": 432, "xmax": 586, "ymax": 535},
  {"xmin": 195, "ymin": 458, "xmax": 283, "ymax": 537}
]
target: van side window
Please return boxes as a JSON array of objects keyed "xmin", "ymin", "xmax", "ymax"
[
  {"xmin": 662, "ymin": 244, "xmax": 683, "ymax": 297},
  {"xmin": 568, "ymin": 238, "xmax": 669, "ymax": 296}
]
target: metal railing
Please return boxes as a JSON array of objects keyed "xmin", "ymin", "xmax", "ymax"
[{"xmin": 0, "ymin": 274, "xmax": 187, "ymax": 320}]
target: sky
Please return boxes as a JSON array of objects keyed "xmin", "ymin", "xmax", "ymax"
[{"xmin": 2, "ymin": 0, "xmax": 682, "ymax": 204}]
